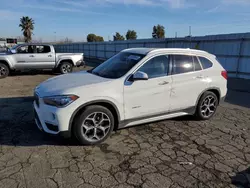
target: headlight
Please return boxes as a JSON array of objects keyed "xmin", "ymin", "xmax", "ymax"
[{"xmin": 43, "ymin": 95, "xmax": 79, "ymax": 107}]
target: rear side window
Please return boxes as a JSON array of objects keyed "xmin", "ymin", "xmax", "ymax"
[
  {"xmin": 193, "ymin": 56, "xmax": 202, "ymax": 71},
  {"xmin": 35, "ymin": 45, "xmax": 51, "ymax": 53},
  {"xmin": 199, "ymin": 57, "xmax": 213, "ymax": 69},
  {"xmin": 172, "ymin": 55, "xmax": 194, "ymax": 75}
]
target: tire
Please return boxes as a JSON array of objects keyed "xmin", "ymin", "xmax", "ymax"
[
  {"xmin": 0, "ymin": 63, "xmax": 10, "ymax": 79},
  {"xmin": 73, "ymin": 105, "xmax": 115, "ymax": 145},
  {"xmin": 59, "ymin": 62, "xmax": 73, "ymax": 74},
  {"xmin": 196, "ymin": 91, "xmax": 218, "ymax": 120}
]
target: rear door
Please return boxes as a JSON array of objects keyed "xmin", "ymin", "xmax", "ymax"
[
  {"xmin": 32, "ymin": 45, "xmax": 55, "ymax": 69},
  {"xmin": 169, "ymin": 54, "xmax": 209, "ymax": 111}
]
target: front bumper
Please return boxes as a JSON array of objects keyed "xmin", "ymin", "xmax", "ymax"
[{"xmin": 33, "ymin": 101, "xmax": 71, "ymax": 138}]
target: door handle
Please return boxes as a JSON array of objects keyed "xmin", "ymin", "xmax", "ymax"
[
  {"xmin": 159, "ymin": 81, "xmax": 169, "ymax": 85},
  {"xmin": 29, "ymin": 55, "xmax": 35, "ymax": 57},
  {"xmin": 48, "ymin": 55, "xmax": 52, "ymax": 57}
]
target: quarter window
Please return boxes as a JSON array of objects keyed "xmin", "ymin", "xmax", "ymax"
[
  {"xmin": 35, "ymin": 45, "xmax": 51, "ymax": 53},
  {"xmin": 138, "ymin": 55, "xmax": 169, "ymax": 79},
  {"xmin": 172, "ymin": 55, "xmax": 194, "ymax": 75},
  {"xmin": 193, "ymin": 56, "xmax": 202, "ymax": 71},
  {"xmin": 199, "ymin": 57, "xmax": 213, "ymax": 69}
]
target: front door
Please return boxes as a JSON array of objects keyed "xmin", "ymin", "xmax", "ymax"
[
  {"xmin": 124, "ymin": 55, "xmax": 172, "ymax": 119},
  {"xmin": 169, "ymin": 55, "xmax": 209, "ymax": 111},
  {"xmin": 13, "ymin": 45, "xmax": 35, "ymax": 69}
]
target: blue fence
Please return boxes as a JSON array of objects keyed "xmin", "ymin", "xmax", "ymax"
[{"xmin": 54, "ymin": 32, "xmax": 250, "ymax": 79}]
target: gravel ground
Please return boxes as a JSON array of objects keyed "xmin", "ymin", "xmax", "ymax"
[{"xmin": 0, "ymin": 68, "xmax": 250, "ymax": 188}]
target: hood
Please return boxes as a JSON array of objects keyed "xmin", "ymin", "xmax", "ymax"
[{"xmin": 36, "ymin": 71, "xmax": 112, "ymax": 97}]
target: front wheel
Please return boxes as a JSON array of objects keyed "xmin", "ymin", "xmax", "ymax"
[
  {"xmin": 196, "ymin": 91, "xmax": 218, "ymax": 120},
  {"xmin": 0, "ymin": 63, "xmax": 10, "ymax": 79},
  {"xmin": 73, "ymin": 105, "xmax": 114, "ymax": 145},
  {"xmin": 59, "ymin": 62, "xmax": 73, "ymax": 74}
]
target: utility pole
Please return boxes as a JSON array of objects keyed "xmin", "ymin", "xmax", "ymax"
[
  {"xmin": 175, "ymin": 32, "xmax": 177, "ymax": 38},
  {"xmin": 189, "ymin": 26, "xmax": 192, "ymax": 48},
  {"xmin": 54, "ymin": 32, "xmax": 57, "ymax": 42}
]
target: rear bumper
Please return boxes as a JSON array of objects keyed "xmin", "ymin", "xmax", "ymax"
[
  {"xmin": 76, "ymin": 60, "xmax": 85, "ymax": 67},
  {"xmin": 220, "ymin": 97, "xmax": 226, "ymax": 102},
  {"xmin": 220, "ymin": 96, "xmax": 226, "ymax": 103}
]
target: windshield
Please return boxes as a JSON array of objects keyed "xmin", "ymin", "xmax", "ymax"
[
  {"xmin": 90, "ymin": 52, "xmax": 145, "ymax": 79},
  {"xmin": 10, "ymin": 44, "xmax": 21, "ymax": 50}
]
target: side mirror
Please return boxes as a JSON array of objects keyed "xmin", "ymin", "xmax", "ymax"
[{"xmin": 132, "ymin": 71, "xmax": 148, "ymax": 81}]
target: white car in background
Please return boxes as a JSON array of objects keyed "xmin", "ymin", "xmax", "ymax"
[{"xmin": 34, "ymin": 48, "xmax": 227, "ymax": 145}]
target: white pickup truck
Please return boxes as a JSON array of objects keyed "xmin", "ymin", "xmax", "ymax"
[{"xmin": 0, "ymin": 43, "xmax": 84, "ymax": 78}]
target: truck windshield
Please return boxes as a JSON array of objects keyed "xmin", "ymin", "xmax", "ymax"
[
  {"xmin": 90, "ymin": 52, "xmax": 145, "ymax": 79},
  {"xmin": 10, "ymin": 44, "xmax": 21, "ymax": 50}
]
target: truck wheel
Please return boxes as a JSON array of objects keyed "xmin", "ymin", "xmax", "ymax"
[
  {"xmin": 59, "ymin": 62, "xmax": 73, "ymax": 74},
  {"xmin": 0, "ymin": 63, "xmax": 9, "ymax": 79},
  {"xmin": 73, "ymin": 105, "xmax": 115, "ymax": 145}
]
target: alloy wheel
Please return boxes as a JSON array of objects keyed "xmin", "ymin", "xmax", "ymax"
[
  {"xmin": 200, "ymin": 95, "xmax": 217, "ymax": 118},
  {"xmin": 0, "ymin": 66, "xmax": 7, "ymax": 76},
  {"xmin": 81, "ymin": 112, "xmax": 111, "ymax": 142},
  {"xmin": 61, "ymin": 64, "xmax": 72, "ymax": 73}
]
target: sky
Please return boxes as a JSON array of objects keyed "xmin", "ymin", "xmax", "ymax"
[{"xmin": 1, "ymin": 0, "xmax": 250, "ymax": 42}]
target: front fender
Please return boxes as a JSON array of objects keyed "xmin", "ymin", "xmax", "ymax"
[
  {"xmin": 0, "ymin": 57, "xmax": 14, "ymax": 69},
  {"xmin": 67, "ymin": 97, "xmax": 124, "ymax": 135}
]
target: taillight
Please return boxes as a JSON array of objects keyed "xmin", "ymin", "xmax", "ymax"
[{"xmin": 221, "ymin": 70, "xmax": 227, "ymax": 80}]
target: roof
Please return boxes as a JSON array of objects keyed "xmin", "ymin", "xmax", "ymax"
[
  {"xmin": 17, "ymin": 43, "xmax": 52, "ymax": 46},
  {"xmin": 122, "ymin": 48, "xmax": 214, "ymax": 57},
  {"xmin": 122, "ymin": 48, "xmax": 156, "ymax": 55}
]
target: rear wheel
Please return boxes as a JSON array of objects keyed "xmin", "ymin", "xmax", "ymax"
[
  {"xmin": 59, "ymin": 62, "xmax": 73, "ymax": 74},
  {"xmin": 73, "ymin": 105, "xmax": 114, "ymax": 145},
  {"xmin": 196, "ymin": 91, "xmax": 218, "ymax": 120},
  {"xmin": 0, "ymin": 63, "xmax": 10, "ymax": 79}
]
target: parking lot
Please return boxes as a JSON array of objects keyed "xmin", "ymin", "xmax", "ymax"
[{"xmin": 0, "ymin": 67, "xmax": 250, "ymax": 188}]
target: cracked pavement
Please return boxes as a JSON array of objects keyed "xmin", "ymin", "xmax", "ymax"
[{"xmin": 0, "ymin": 68, "xmax": 250, "ymax": 188}]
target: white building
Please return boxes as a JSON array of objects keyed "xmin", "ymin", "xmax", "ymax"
[{"xmin": 0, "ymin": 38, "xmax": 24, "ymax": 47}]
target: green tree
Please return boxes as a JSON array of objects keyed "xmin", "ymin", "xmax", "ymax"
[
  {"xmin": 87, "ymin": 34, "xmax": 97, "ymax": 42},
  {"xmin": 95, "ymin": 36, "xmax": 104, "ymax": 42},
  {"xmin": 87, "ymin": 34, "xmax": 104, "ymax": 42},
  {"xmin": 152, "ymin": 24, "xmax": 165, "ymax": 39},
  {"xmin": 126, "ymin": 30, "xmax": 137, "ymax": 40},
  {"xmin": 19, "ymin": 16, "xmax": 35, "ymax": 43},
  {"xmin": 113, "ymin": 32, "xmax": 125, "ymax": 41}
]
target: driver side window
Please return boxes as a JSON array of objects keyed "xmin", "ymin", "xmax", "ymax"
[
  {"xmin": 16, "ymin": 45, "xmax": 34, "ymax": 54},
  {"xmin": 138, "ymin": 55, "xmax": 169, "ymax": 79}
]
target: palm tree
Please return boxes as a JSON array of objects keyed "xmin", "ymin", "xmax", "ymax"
[{"xmin": 19, "ymin": 16, "xmax": 35, "ymax": 43}]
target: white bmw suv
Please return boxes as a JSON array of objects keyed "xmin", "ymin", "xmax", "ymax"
[{"xmin": 34, "ymin": 48, "xmax": 227, "ymax": 145}]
